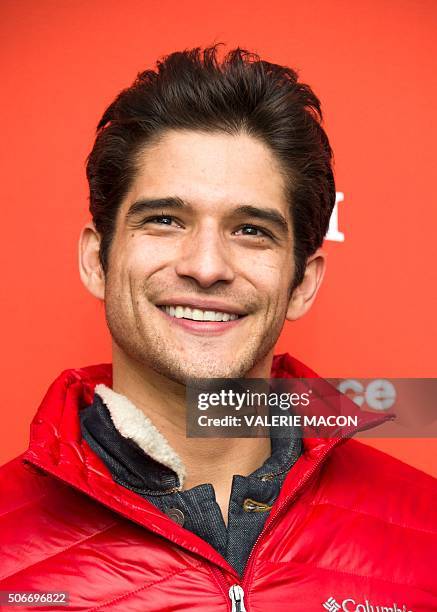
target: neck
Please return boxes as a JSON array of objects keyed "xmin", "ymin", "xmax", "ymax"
[{"xmin": 111, "ymin": 344, "xmax": 273, "ymax": 511}]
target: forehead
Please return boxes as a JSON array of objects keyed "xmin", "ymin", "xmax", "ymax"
[{"xmin": 121, "ymin": 130, "xmax": 289, "ymax": 216}]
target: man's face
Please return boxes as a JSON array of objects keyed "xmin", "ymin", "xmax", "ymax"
[{"xmin": 104, "ymin": 130, "xmax": 295, "ymax": 383}]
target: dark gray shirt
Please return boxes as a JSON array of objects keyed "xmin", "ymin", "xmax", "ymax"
[{"xmin": 80, "ymin": 392, "xmax": 302, "ymax": 576}]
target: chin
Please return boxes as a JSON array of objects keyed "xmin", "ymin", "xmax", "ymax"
[
  {"xmin": 148, "ymin": 355, "xmax": 252, "ymax": 384},
  {"xmin": 165, "ymin": 364, "xmax": 241, "ymax": 384}
]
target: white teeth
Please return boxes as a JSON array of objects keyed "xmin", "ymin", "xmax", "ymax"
[
  {"xmin": 192, "ymin": 309, "xmax": 203, "ymax": 321},
  {"xmin": 161, "ymin": 305, "xmax": 240, "ymax": 322},
  {"xmin": 204, "ymin": 310, "xmax": 216, "ymax": 321}
]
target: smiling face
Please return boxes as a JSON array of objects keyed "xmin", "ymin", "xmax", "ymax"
[{"xmin": 82, "ymin": 130, "xmax": 321, "ymax": 383}]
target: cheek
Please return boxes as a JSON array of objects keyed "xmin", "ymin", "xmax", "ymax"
[
  {"xmin": 255, "ymin": 271, "xmax": 293, "ymax": 322},
  {"xmin": 129, "ymin": 235, "xmax": 180, "ymax": 271},
  {"xmin": 236, "ymin": 245, "xmax": 292, "ymax": 275},
  {"xmin": 110, "ymin": 235, "xmax": 169, "ymax": 279},
  {"xmin": 243, "ymin": 257, "xmax": 291, "ymax": 298}
]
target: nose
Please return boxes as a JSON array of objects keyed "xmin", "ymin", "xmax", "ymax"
[{"xmin": 175, "ymin": 223, "xmax": 235, "ymax": 288}]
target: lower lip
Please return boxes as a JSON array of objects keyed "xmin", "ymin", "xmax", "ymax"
[{"xmin": 157, "ymin": 307, "xmax": 246, "ymax": 335}]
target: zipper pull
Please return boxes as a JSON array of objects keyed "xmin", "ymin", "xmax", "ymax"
[{"xmin": 229, "ymin": 584, "xmax": 246, "ymax": 612}]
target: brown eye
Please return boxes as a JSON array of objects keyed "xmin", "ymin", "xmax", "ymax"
[
  {"xmin": 236, "ymin": 225, "xmax": 270, "ymax": 238},
  {"xmin": 148, "ymin": 215, "xmax": 174, "ymax": 225}
]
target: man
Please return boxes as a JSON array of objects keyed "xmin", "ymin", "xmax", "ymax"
[{"xmin": 0, "ymin": 47, "xmax": 435, "ymax": 611}]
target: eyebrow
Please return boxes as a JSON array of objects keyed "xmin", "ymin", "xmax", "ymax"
[
  {"xmin": 125, "ymin": 197, "xmax": 185, "ymax": 220},
  {"xmin": 125, "ymin": 197, "xmax": 289, "ymax": 235}
]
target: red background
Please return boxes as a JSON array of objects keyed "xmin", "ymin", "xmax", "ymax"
[{"xmin": 1, "ymin": 0, "xmax": 436, "ymax": 475}]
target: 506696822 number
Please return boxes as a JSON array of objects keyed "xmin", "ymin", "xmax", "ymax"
[{"xmin": 0, "ymin": 591, "xmax": 69, "ymax": 607}]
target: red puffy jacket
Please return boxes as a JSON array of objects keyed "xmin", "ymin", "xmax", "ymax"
[{"xmin": 0, "ymin": 354, "xmax": 435, "ymax": 611}]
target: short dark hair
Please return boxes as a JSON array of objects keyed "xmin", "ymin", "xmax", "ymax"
[{"xmin": 86, "ymin": 45, "xmax": 335, "ymax": 291}]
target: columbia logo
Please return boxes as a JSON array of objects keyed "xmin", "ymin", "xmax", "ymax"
[
  {"xmin": 321, "ymin": 597, "xmax": 413, "ymax": 612},
  {"xmin": 323, "ymin": 597, "xmax": 341, "ymax": 611}
]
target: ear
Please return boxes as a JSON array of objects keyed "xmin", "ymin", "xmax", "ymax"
[
  {"xmin": 286, "ymin": 248, "xmax": 327, "ymax": 321},
  {"xmin": 78, "ymin": 222, "xmax": 105, "ymax": 300}
]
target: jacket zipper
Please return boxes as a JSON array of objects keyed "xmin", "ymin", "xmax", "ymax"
[
  {"xmin": 209, "ymin": 566, "xmax": 235, "ymax": 611},
  {"xmin": 229, "ymin": 584, "xmax": 246, "ymax": 611}
]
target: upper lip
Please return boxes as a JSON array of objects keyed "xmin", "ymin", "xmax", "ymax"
[{"xmin": 155, "ymin": 298, "xmax": 248, "ymax": 316}]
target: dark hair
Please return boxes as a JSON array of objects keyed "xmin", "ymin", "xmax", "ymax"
[{"xmin": 86, "ymin": 45, "xmax": 335, "ymax": 290}]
